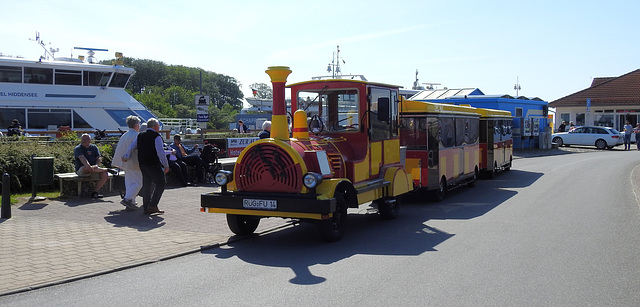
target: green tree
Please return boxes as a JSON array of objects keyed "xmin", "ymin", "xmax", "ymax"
[
  {"xmin": 133, "ymin": 86, "xmax": 176, "ymax": 117},
  {"xmin": 105, "ymin": 56, "xmax": 245, "ymax": 124},
  {"xmin": 208, "ymin": 103, "xmax": 238, "ymax": 129}
]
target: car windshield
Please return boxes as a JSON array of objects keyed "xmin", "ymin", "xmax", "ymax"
[{"xmin": 609, "ymin": 129, "xmax": 620, "ymax": 134}]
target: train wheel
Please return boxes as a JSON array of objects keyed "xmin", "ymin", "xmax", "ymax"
[
  {"xmin": 467, "ymin": 168, "xmax": 478, "ymax": 187},
  {"xmin": 227, "ymin": 214, "xmax": 260, "ymax": 235},
  {"xmin": 377, "ymin": 197, "xmax": 400, "ymax": 220},
  {"xmin": 318, "ymin": 193, "xmax": 347, "ymax": 241},
  {"xmin": 488, "ymin": 161, "xmax": 498, "ymax": 179},
  {"xmin": 431, "ymin": 177, "xmax": 447, "ymax": 202}
]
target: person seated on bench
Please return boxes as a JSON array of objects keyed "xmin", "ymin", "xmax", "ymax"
[
  {"xmin": 164, "ymin": 144, "xmax": 191, "ymax": 187},
  {"xmin": 170, "ymin": 135, "xmax": 205, "ymax": 184},
  {"xmin": 74, "ymin": 133, "xmax": 118, "ymax": 198}
]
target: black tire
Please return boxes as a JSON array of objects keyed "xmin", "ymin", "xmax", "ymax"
[
  {"xmin": 595, "ymin": 139, "xmax": 607, "ymax": 149},
  {"xmin": 227, "ymin": 214, "xmax": 260, "ymax": 235},
  {"xmin": 431, "ymin": 177, "xmax": 447, "ymax": 202},
  {"xmin": 467, "ymin": 168, "xmax": 478, "ymax": 187},
  {"xmin": 318, "ymin": 193, "xmax": 347, "ymax": 241},
  {"xmin": 505, "ymin": 158, "xmax": 512, "ymax": 171},
  {"xmin": 552, "ymin": 137, "xmax": 564, "ymax": 147},
  {"xmin": 377, "ymin": 197, "xmax": 400, "ymax": 220},
  {"xmin": 488, "ymin": 161, "xmax": 497, "ymax": 179}
]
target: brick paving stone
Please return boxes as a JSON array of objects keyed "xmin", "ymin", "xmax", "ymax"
[{"xmin": 0, "ymin": 172, "xmax": 296, "ymax": 297}]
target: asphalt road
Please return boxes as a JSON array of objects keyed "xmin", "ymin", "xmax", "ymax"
[{"xmin": 2, "ymin": 150, "xmax": 640, "ymax": 306}]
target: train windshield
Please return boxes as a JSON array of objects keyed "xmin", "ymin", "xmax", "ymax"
[{"xmin": 297, "ymin": 89, "xmax": 359, "ymax": 132}]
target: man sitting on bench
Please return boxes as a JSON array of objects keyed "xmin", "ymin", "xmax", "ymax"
[
  {"xmin": 74, "ymin": 133, "xmax": 118, "ymax": 198},
  {"xmin": 170, "ymin": 135, "xmax": 205, "ymax": 184}
]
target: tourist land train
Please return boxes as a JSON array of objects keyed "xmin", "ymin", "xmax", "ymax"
[{"xmin": 201, "ymin": 66, "xmax": 513, "ymax": 241}]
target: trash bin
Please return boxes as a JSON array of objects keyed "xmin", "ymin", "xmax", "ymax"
[
  {"xmin": 32, "ymin": 157, "xmax": 54, "ymax": 185},
  {"xmin": 32, "ymin": 157, "xmax": 54, "ymax": 199}
]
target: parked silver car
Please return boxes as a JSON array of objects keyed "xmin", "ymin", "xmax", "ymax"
[{"xmin": 552, "ymin": 126, "xmax": 622, "ymax": 149}]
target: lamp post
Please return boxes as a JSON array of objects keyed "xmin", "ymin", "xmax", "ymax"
[{"xmin": 514, "ymin": 77, "xmax": 521, "ymax": 96}]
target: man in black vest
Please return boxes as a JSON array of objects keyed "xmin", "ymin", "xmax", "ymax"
[{"xmin": 124, "ymin": 118, "xmax": 169, "ymax": 214}]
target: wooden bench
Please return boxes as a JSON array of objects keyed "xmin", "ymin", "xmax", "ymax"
[{"xmin": 55, "ymin": 170, "xmax": 125, "ymax": 197}]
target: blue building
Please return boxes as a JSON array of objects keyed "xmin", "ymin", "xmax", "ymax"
[{"xmin": 410, "ymin": 88, "xmax": 550, "ymax": 149}]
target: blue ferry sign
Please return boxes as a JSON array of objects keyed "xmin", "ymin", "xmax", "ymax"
[{"xmin": 197, "ymin": 114, "xmax": 209, "ymax": 122}]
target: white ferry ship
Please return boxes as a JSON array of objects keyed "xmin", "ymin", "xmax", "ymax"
[{"xmin": 0, "ymin": 37, "xmax": 155, "ymax": 133}]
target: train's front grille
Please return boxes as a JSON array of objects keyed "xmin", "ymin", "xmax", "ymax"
[{"xmin": 235, "ymin": 144, "xmax": 302, "ymax": 193}]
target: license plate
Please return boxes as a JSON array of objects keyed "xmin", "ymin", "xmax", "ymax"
[{"xmin": 243, "ymin": 198, "xmax": 277, "ymax": 210}]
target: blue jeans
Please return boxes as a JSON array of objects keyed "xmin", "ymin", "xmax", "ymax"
[{"xmin": 624, "ymin": 134, "xmax": 632, "ymax": 149}]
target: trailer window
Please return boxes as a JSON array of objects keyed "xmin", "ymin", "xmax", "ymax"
[
  {"xmin": 439, "ymin": 117, "xmax": 455, "ymax": 148},
  {"xmin": 399, "ymin": 117, "xmax": 427, "ymax": 150}
]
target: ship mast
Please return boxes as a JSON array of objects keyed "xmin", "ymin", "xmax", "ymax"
[{"xmin": 30, "ymin": 31, "xmax": 59, "ymax": 61}]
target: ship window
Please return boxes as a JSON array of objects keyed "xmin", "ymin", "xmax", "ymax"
[
  {"xmin": 84, "ymin": 71, "xmax": 111, "ymax": 86},
  {"xmin": 134, "ymin": 109, "xmax": 156, "ymax": 122},
  {"xmin": 110, "ymin": 73, "xmax": 130, "ymax": 88},
  {"xmin": 55, "ymin": 69, "xmax": 82, "ymax": 86},
  {"xmin": 27, "ymin": 109, "xmax": 72, "ymax": 129},
  {"xmin": 106, "ymin": 109, "xmax": 137, "ymax": 127},
  {"xmin": 24, "ymin": 67, "xmax": 53, "ymax": 84},
  {"xmin": 72, "ymin": 110, "xmax": 91, "ymax": 128},
  {"xmin": 0, "ymin": 108, "xmax": 26, "ymax": 129},
  {"xmin": 0, "ymin": 66, "xmax": 22, "ymax": 83}
]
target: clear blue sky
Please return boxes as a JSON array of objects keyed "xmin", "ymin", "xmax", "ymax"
[{"xmin": 2, "ymin": 0, "xmax": 638, "ymax": 102}]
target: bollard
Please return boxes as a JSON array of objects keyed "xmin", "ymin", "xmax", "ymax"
[{"xmin": 1, "ymin": 173, "xmax": 10, "ymax": 219}]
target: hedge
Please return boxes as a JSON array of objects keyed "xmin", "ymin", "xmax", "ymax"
[{"xmin": 0, "ymin": 133, "xmax": 115, "ymax": 193}]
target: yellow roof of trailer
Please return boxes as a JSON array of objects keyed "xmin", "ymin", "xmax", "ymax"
[
  {"xmin": 401, "ymin": 99, "xmax": 479, "ymax": 116},
  {"xmin": 473, "ymin": 107, "xmax": 512, "ymax": 118}
]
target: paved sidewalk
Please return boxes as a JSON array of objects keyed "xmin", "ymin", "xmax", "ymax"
[
  {"xmin": 0, "ymin": 174, "xmax": 291, "ymax": 296},
  {"xmin": 0, "ymin": 147, "xmax": 621, "ymax": 296}
]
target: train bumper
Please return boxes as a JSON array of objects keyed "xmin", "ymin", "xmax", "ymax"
[{"xmin": 200, "ymin": 191, "xmax": 336, "ymax": 220}]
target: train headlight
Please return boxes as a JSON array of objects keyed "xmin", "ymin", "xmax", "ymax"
[
  {"xmin": 214, "ymin": 170, "xmax": 233, "ymax": 186},
  {"xmin": 303, "ymin": 172, "xmax": 323, "ymax": 189}
]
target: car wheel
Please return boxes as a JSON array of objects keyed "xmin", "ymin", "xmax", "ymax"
[
  {"xmin": 552, "ymin": 137, "xmax": 564, "ymax": 147},
  {"xmin": 595, "ymin": 139, "xmax": 607, "ymax": 149}
]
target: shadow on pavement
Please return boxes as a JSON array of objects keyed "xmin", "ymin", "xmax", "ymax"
[
  {"xmin": 200, "ymin": 168, "xmax": 544, "ymax": 285},
  {"xmin": 104, "ymin": 210, "xmax": 166, "ymax": 231}
]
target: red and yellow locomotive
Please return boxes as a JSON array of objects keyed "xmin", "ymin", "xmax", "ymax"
[
  {"xmin": 201, "ymin": 66, "xmax": 412, "ymax": 241},
  {"xmin": 201, "ymin": 66, "xmax": 512, "ymax": 241}
]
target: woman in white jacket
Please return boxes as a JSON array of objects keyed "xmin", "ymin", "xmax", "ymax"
[{"xmin": 112, "ymin": 116, "xmax": 143, "ymax": 210}]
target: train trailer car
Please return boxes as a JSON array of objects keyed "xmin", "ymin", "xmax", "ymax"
[
  {"xmin": 201, "ymin": 66, "xmax": 412, "ymax": 241},
  {"xmin": 475, "ymin": 107, "xmax": 513, "ymax": 178},
  {"xmin": 399, "ymin": 99, "xmax": 480, "ymax": 201}
]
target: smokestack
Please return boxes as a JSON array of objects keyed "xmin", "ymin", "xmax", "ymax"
[{"xmin": 265, "ymin": 66, "xmax": 292, "ymax": 140}]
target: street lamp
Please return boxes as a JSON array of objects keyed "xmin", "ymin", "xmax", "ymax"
[{"xmin": 514, "ymin": 77, "xmax": 521, "ymax": 96}]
